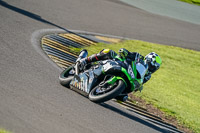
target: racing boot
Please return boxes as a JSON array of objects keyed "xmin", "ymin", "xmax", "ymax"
[
  {"xmin": 115, "ymin": 94, "xmax": 128, "ymax": 102},
  {"xmin": 75, "ymin": 49, "xmax": 88, "ymax": 74},
  {"xmin": 78, "ymin": 49, "xmax": 116, "ymax": 71},
  {"xmin": 76, "ymin": 49, "xmax": 88, "ymax": 62}
]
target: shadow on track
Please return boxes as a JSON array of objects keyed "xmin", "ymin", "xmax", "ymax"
[
  {"xmin": 100, "ymin": 103, "xmax": 178, "ymax": 133},
  {"xmin": 0, "ymin": 0, "xmax": 68, "ymax": 31},
  {"xmin": 0, "ymin": 0, "xmax": 96, "ymax": 42},
  {"xmin": 0, "ymin": 1, "xmax": 181, "ymax": 132}
]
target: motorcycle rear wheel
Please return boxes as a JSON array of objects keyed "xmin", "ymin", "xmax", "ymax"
[
  {"xmin": 59, "ymin": 65, "xmax": 74, "ymax": 88},
  {"xmin": 89, "ymin": 80, "xmax": 126, "ymax": 103}
]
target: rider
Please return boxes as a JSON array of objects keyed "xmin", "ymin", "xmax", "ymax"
[{"xmin": 78, "ymin": 48, "xmax": 162, "ymax": 101}]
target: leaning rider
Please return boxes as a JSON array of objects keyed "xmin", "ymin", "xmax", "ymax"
[{"xmin": 78, "ymin": 48, "xmax": 162, "ymax": 101}]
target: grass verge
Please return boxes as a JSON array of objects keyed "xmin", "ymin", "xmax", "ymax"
[
  {"xmin": 0, "ymin": 129, "xmax": 11, "ymax": 133},
  {"xmin": 179, "ymin": 0, "xmax": 200, "ymax": 6},
  {"xmin": 82, "ymin": 40, "xmax": 200, "ymax": 133}
]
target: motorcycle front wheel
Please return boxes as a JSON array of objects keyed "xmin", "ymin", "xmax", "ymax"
[{"xmin": 89, "ymin": 80, "xmax": 126, "ymax": 103}]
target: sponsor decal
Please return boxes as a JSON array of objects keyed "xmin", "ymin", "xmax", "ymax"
[
  {"xmin": 128, "ymin": 65, "xmax": 135, "ymax": 79},
  {"xmin": 71, "ymin": 76, "xmax": 89, "ymax": 93}
]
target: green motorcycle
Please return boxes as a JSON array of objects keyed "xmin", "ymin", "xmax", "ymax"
[{"xmin": 59, "ymin": 50, "xmax": 147, "ymax": 103}]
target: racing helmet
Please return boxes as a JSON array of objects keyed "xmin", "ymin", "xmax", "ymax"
[{"xmin": 145, "ymin": 52, "xmax": 162, "ymax": 74}]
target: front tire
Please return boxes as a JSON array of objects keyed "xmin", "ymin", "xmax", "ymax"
[{"xmin": 89, "ymin": 80, "xmax": 126, "ymax": 103}]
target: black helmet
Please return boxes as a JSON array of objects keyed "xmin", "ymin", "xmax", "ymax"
[{"xmin": 145, "ymin": 52, "xmax": 162, "ymax": 74}]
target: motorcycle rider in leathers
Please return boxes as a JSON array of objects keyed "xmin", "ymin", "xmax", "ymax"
[{"xmin": 77, "ymin": 48, "xmax": 162, "ymax": 101}]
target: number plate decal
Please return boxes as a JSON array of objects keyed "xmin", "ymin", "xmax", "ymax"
[{"xmin": 128, "ymin": 65, "xmax": 135, "ymax": 79}]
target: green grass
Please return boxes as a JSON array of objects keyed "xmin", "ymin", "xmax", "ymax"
[
  {"xmin": 0, "ymin": 129, "xmax": 11, "ymax": 133},
  {"xmin": 82, "ymin": 40, "xmax": 200, "ymax": 132},
  {"xmin": 179, "ymin": 0, "xmax": 200, "ymax": 6}
]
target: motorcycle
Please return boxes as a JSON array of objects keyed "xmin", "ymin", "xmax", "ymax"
[{"xmin": 59, "ymin": 50, "xmax": 148, "ymax": 103}]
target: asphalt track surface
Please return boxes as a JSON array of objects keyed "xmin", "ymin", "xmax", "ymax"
[
  {"xmin": 120, "ymin": 0, "xmax": 200, "ymax": 25},
  {"xmin": 0, "ymin": 0, "xmax": 199, "ymax": 133}
]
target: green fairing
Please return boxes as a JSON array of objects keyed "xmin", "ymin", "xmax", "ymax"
[
  {"xmin": 132, "ymin": 61, "xmax": 137, "ymax": 77},
  {"xmin": 102, "ymin": 59, "xmax": 142, "ymax": 91},
  {"xmin": 107, "ymin": 76, "xmax": 127, "ymax": 87},
  {"xmin": 121, "ymin": 67, "xmax": 135, "ymax": 91},
  {"xmin": 121, "ymin": 61, "xmax": 143, "ymax": 91},
  {"xmin": 114, "ymin": 55, "xmax": 125, "ymax": 61},
  {"xmin": 132, "ymin": 61, "xmax": 143, "ymax": 91}
]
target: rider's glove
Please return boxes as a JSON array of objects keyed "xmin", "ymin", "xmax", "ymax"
[
  {"xmin": 118, "ymin": 48, "xmax": 129, "ymax": 59},
  {"xmin": 79, "ymin": 59, "xmax": 86, "ymax": 71},
  {"xmin": 143, "ymin": 74, "xmax": 151, "ymax": 84}
]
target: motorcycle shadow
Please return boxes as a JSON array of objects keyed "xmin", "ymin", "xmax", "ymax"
[{"xmin": 99, "ymin": 102, "xmax": 181, "ymax": 133}]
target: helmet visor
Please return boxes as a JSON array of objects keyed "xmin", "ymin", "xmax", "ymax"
[{"xmin": 149, "ymin": 62, "xmax": 160, "ymax": 73}]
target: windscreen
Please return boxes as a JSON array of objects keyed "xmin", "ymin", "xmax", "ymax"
[{"xmin": 136, "ymin": 63, "xmax": 148, "ymax": 79}]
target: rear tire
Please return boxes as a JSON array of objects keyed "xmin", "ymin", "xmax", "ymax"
[
  {"xmin": 89, "ymin": 80, "xmax": 126, "ymax": 103},
  {"xmin": 59, "ymin": 65, "xmax": 74, "ymax": 88}
]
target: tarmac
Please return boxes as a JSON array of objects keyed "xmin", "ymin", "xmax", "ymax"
[
  {"xmin": 0, "ymin": 0, "xmax": 199, "ymax": 132},
  {"xmin": 120, "ymin": 0, "xmax": 200, "ymax": 25}
]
